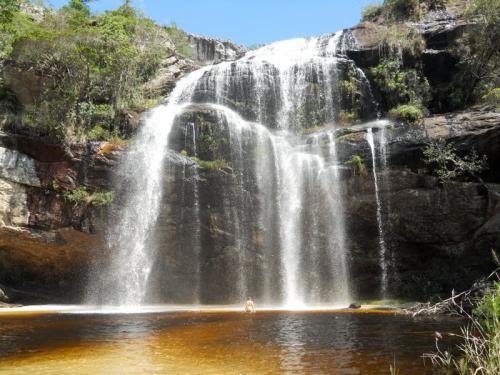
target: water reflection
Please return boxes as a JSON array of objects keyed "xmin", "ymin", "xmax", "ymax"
[
  {"xmin": 277, "ymin": 314, "xmax": 306, "ymax": 372},
  {"xmin": 0, "ymin": 311, "xmax": 462, "ymax": 375}
]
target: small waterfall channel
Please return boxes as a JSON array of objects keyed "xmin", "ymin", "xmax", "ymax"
[
  {"xmin": 88, "ymin": 31, "xmax": 383, "ymax": 308},
  {"xmin": 366, "ymin": 127, "xmax": 389, "ymax": 296}
]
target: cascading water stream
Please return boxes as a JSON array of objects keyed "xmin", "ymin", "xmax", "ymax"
[
  {"xmin": 87, "ymin": 68, "xmax": 209, "ymax": 307},
  {"xmin": 89, "ymin": 31, "xmax": 379, "ymax": 307},
  {"xmin": 366, "ymin": 128, "xmax": 388, "ymax": 296},
  {"xmin": 207, "ymin": 105, "xmax": 351, "ymax": 306}
]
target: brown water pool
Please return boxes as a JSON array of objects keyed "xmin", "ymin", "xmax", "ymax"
[{"xmin": 0, "ymin": 309, "xmax": 462, "ymax": 374}]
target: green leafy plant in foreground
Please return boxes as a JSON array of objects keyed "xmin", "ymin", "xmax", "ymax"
[{"xmin": 426, "ymin": 271, "xmax": 500, "ymax": 375}]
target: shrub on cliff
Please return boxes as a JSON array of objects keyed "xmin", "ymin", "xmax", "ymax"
[
  {"xmin": 63, "ymin": 187, "xmax": 114, "ymax": 206},
  {"xmin": 369, "ymin": 59, "xmax": 430, "ymax": 111},
  {"xmin": 482, "ymin": 88, "xmax": 500, "ymax": 110},
  {"xmin": 422, "ymin": 139, "xmax": 488, "ymax": 183},
  {"xmin": 345, "ymin": 154, "xmax": 368, "ymax": 177},
  {"xmin": 378, "ymin": 0, "xmax": 447, "ymax": 23},
  {"xmin": 384, "ymin": 0, "xmax": 422, "ymax": 22},
  {"xmin": 165, "ymin": 23, "xmax": 191, "ymax": 58},
  {"xmin": 388, "ymin": 104, "xmax": 423, "ymax": 125}
]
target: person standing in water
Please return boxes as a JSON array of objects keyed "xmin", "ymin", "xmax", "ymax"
[{"xmin": 244, "ymin": 297, "xmax": 255, "ymax": 313}]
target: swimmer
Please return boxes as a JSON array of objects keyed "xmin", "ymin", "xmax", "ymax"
[{"xmin": 244, "ymin": 297, "xmax": 255, "ymax": 313}]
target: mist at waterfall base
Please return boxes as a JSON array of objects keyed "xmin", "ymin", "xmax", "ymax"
[{"xmin": 86, "ymin": 31, "xmax": 392, "ymax": 309}]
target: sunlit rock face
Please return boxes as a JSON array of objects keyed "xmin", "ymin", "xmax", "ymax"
[
  {"xmin": 187, "ymin": 34, "xmax": 247, "ymax": 64},
  {"xmin": 0, "ymin": 179, "xmax": 29, "ymax": 227},
  {"xmin": 335, "ymin": 111, "xmax": 500, "ymax": 299}
]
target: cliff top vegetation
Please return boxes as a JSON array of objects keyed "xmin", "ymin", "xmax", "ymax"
[
  {"xmin": 0, "ymin": 0, "xmax": 190, "ymax": 144},
  {"xmin": 0, "ymin": 0, "xmax": 498, "ymax": 144}
]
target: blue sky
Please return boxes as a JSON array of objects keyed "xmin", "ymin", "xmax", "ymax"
[{"xmin": 48, "ymin": 0, "xmax": 378, "ymax": 46}]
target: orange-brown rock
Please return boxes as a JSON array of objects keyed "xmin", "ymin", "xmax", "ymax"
[{"xmin": 0, "ymin": 226, "xmax": 103, "ymax": 301}]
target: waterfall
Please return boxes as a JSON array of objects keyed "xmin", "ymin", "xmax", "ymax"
[
  {"xmin": 89, "ymin": 31, "xmax": 379, "ymax": 307},
  {"xmin": 198, "ymin": 105, "xmax": 350, "ymax": 306},
  {"xmin": 86, "ymin": 68, "xmax": 209, "ymax": 306},
  {"xmin": 366, "ymin": 128, "xmax": 388, "ymax": 297},
  {"xmin": 191, "ymin": 31, "xmax": 375, "ymax": 131}
]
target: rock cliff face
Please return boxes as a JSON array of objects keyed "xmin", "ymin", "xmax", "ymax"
[
  {"xmin": 336, "ymin": 113, "xmax": 500, "ymax": 298},
  {"xmin": 153, "ymin": 107, "xmax": 500, "ymax": 302},
  {"xmin": 0, "ymin": 133, "xmax": 118, "ymax": 302},
  {"xmin": 1, "ymin": 8, "xmax": 499, "ymax": 304},
  {"xmin": 0, "ymin": 109, "xmax": 498, "ymax": 303},
  {"xmin": 344, "ymin": 7, "xmax": 471, "ymax": 113}
]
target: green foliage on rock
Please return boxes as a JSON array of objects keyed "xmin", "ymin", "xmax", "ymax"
[
  {"xmin": 336, "ymin": 132, "xmax": 365, "ymax": 142},
  {"xmin": 377, "ymin": 24, "xmax": 426, "ymax": 59},
  {"xmin": 389, "ymin": 104, "xmax": 423, "ymax": 125},
  {"xmin": 482, "ymin": 88, "xmax": 500, "ymax": 110},
  {"xmin": 422, "ymin": 139, "xmax": 488, "ymax": 183},
  {"xmin": 338, "ymin": 63, "xmax": 367, "ymax": 125},
  {"xmin": 375, "ymin": 0, "xmax": 447, "ymax": 23},
  {"xmin": 87, "ymin": 124, "xmax": 119, "ymax": 142},
  {"xmin": 63, "ymin": 187, "xmax": 114, "ymax": 206},
  {"xmin": 369, "ymin": 59, "xmax": 430, "ymax": 111},
  {"xmin": 345, "ymin": 154, "xmax": 368, "ymax": 177},
  {"xmin": 383, "ymin": 0, "xmax": 423, "ymax": 22},
  {"xmin": 339, "ymin": 110, "xmax": 358, "ymax": 125}
]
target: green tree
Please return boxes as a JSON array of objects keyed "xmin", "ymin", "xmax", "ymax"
[{"xmin": 61, "ymin": 0, "xmax": 91, "ymax": 27}]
